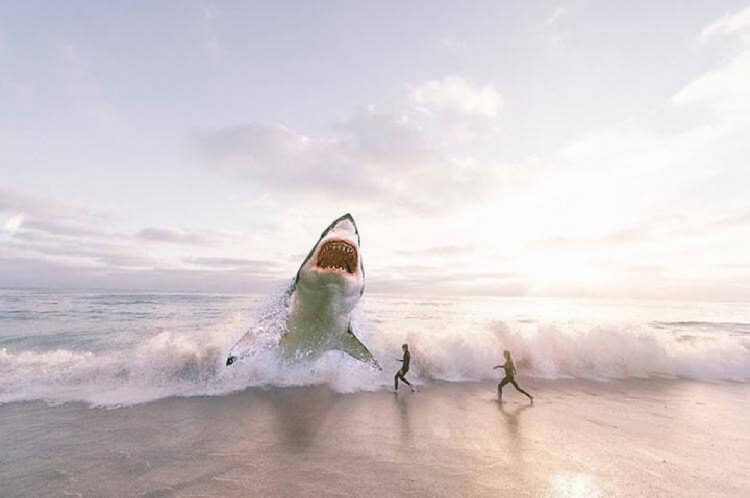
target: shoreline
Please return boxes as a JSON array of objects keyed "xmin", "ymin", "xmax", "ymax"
[{"xmin": 2, "ymin": 378, "xmax": 749, "ymax": 496}]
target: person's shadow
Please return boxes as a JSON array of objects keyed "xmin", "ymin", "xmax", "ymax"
[{"xmin": 497, "ymin": 401, "xmax": 532, "ymax": 458}]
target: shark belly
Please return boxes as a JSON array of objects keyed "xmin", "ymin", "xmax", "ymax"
[{"xmin": 225, "ymin": 214, "xmax": 377, "ymax": 368}]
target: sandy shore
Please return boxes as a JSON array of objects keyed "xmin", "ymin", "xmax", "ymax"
[{"xmin": 1, "ymin": 378, "xmax": 749, "ymax": 497}]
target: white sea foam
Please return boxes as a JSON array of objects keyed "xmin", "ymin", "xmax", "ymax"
[
  {"xmin": 1, "ymin": 291, "xmax": 749, "ymax": 407},
  {"xmin": 424, "ymin": 320, "xmax": 750, "ymax": 382}
]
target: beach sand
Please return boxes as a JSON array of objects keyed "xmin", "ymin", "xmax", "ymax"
[{"xmin": 2, "ymin": 379, "xmax": 748, "ymax": 497}]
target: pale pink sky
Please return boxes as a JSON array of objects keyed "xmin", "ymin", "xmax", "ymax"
[{"xmin": 1, "ymin": 1, "xmax": 749, "ymax": 300}]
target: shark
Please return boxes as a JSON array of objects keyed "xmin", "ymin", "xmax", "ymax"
[{"xmin": 225, "ymin": 213, "xmax": 378, "ymax": 368}]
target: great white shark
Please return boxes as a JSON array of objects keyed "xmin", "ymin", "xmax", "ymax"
[{"xmin": 225, "ymin": 214, "xmax": 378, "ymax": 367}]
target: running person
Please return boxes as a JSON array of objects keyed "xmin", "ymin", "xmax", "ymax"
[
  {"xmin": 394, "ymin": 343, "xmax": 416, "ymax": 392},
  {"xmin": 493, "ymin": 350, "xmax": 533, "ymax": 403}
]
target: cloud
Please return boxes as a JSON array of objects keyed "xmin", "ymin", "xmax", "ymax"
[
  {"xmin": 0, "ymin": 187, "xmax": 118, "ymax": 240},
  {"xmin": 197, "ymin": 124, "xmax": 320, "ymax": 179},
  {"xmin": 22, "ymin": 218, "xmax": 117, "ymax": 239},
  {"xmin": 0, "ymin": 187, "xmax": 87, "ymax": 219},
  {"xmin": 0, "ymin": 188, "xmax": 326, "ymax": 291},
  {"xmin": 395, "ymin": 245, "xmax": 475, "ymax": 257},
  {"xmin": 676, "ymin": 6, "xmax": 750, "ymax": 120},
  {"xmin": 369, "ymin": 267, "xmax": 528, "ymax": 296},
  {"xmin": 3, "ymin": 229, "xmax": 157, "ymax": 269},
  {"xmin": 136, "ymin": 227, "xmax": 224, "ymax": 246},
  {"xmin": 0, "ymin": 256, "xmax": 282, "ymax": 293},
  {"xmin": 672, "ymin": 49, "xmax": 750, "ymax": 118},
  {"xmin": 0, "ymin": 190, "xmax": 290, "ymax": 287},
  {"xmin": 194, "ymin": 107, "xmax": 498, "ymax": 213},
  {"xmin": 0, "ymin": 187, "xmax": 166, "ymax": 274},
  {"xmin": 410, "ymin": 76, "xmax": 503, "ymax": 117},
  {"xmin": 716, "ymin": 210, "xmax": 750, "ymax": 227},
  {"xmin": 525, "ymin": 215, "xmax": 693, "ymax": 251},
  {"xmin": 481, "ymin": 16, "xmax": 750, "ymax": 302},
  {"xmin": 334, "ymin": 108, "xmax": 434, "ymax": 164},
  {"xmin": 544, "ymin": 6, "xmax": 567, "ymax": 27},
  {"xmin": 197, "ymin": 110, "xmax": 432, "ymax": 184},
  {"xmin": 699, "ymin": 5, "xmax": 750, "ymax": 42},
  {"xmin": 186, "ymin": 257, "xmax": 281, "ymax": 271},
  {"xmin": 95, "ymin": 253, "xmax": 158, "ymax": 268},
  {"xmin": 4, "ymin": 213, "xmax": 23, "ymax": 233},
  {"xmin": 196, "ymin": 118, "xmax": 403, "ymax": 198}
]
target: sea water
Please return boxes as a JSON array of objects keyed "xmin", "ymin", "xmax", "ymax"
[{"xmin": 1, "ymin": 288, "xmax": 749, "ymax": 407}]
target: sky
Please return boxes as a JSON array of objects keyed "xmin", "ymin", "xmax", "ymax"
[{"xmin": 1, "ymin": 0, "xmax": 749, "ymax": 300}]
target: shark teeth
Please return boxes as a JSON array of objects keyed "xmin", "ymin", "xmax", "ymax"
[
  {"xmin": 320, "ymin": 242, "xmax": 355, "ymax": 254},
  {"xmin": 317, "ymin": 239, "xmax": 357, "ymax": 273}
]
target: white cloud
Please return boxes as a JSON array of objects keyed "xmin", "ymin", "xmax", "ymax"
[
  {"xmin": 6, "ymin": 3, "xmax": 750, "ymax": 300},
  {"xmin": 186, "ymin": 257, "xmax": 280, "ymax": 271},
  {"xmin": 0, "ymin": 187, "xmax": 87, "ymax": 219},
  {"xmin": 4, "ymin": 213, "xmax": 23, "ymax": 234},
  {"xmin": 0, "ymin": 256, "xmax": 282, "ymax": 293},
  {"xmin": 545, "ymin": 6, "xmax": 567, "ymax": 27},
  {"xmin": 410, "ymin": 76, "xmax": 503, "ymax": 117},
  {"xmin": 135, "ymin": 227, "xmax": 225, "ymax": 246},
  {"xmin": 452, "ymin": 9, "xmax": 750, "ymax": 299},
  {"xmin": 674, "ymin": 8, "xmax": 750, "ymax": 119},
  {"xmin": 195, "ymin": 119, "xmax": 405, "ymax": 199},
  {"xmin": 194, "ymin": 107, "xmax": 497, "ymax": 213},
  {"xmin": 672, "ymin": 49, "xmax": 750, "ymax": 118},
  {"xmin": 0, "ymin": 187, "xmax": 117, "ymax": 240},
  {"xmin": 197, "ymin": 124, "xmax": 318, "ymax": 181},
  {"xmin": 699, "ymin": 5, "xmax": 750, "ymax": 42}
]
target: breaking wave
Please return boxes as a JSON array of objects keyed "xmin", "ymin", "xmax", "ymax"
[
  {"xmin": 413, "ymin": 321, "xmax": 750, "ymax": 382},
  {"xmin": 1, "ymin": 291, "xmax": 749, "ymax": 407}
]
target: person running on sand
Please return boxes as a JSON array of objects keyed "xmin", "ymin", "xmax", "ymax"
[
  {"xmin": 493, "ymin": 350, "xmax": 533, "ymax": 403},
  {"xmin": 394, "ymin": 343, "xmax": 416, "ymax": 392}
]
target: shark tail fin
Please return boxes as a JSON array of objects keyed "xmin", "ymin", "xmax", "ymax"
[{"xmin": 340, "ymin": 323, "xmax": 381, "ymax": 370}]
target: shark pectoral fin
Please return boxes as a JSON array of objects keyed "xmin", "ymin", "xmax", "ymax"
[
  {"xmin": 226, "ymin": 325, "xmax": 265, "ymax": 366},
  {"xmin": 340, "ymin": 325, "xmax": 381, "ymax": 370}
]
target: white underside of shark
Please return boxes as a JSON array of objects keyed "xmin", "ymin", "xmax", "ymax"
[{"xmin": 225, "ymin": 214, "xmax": 377, "ymax": 368}]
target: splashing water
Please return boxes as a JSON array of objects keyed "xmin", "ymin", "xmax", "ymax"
[{"xmin": 1, "ymin": 289, "xmax": 748, "ymax": 407}]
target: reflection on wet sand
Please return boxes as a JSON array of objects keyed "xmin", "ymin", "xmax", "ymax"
[
  {"xmin": 2, "ymin": 379, "xmax": 747, "ymax": 496},
  {"xmin": 497, "ymin": 401, "xmax": 533, "ymax": 472},
  {"xmin": 498, "ymin": 402, "xmax": 532, "ymax": 439},
  {"xmin": 394, "ymin": 392, "xmax": 413, "ymax": 442},
  {"xmin": 548, "ymin": 472, "xmax": 602, "ymax": 497},
  {"xmin": 269, "ymin": 386, "xmax": 338, "ymax": 450}
]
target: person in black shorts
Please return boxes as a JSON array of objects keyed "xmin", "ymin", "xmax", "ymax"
[
  {"xmin": 394, "ymin": 343, "xmax": 416, "ymax": 392},
  {"xmin": 494, "ymin": 350, "xmax": 533, "ymax": 403}
]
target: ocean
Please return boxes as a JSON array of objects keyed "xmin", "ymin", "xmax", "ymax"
[
  {"xmin": 1, "ymin": 288, "xmax": 749, "ymax": 407},
  {"xmin": 1, "ymin": 288, "xmax": 749, "ymax": 496}
]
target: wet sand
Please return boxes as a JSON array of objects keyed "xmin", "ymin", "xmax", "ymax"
[{"xmin": 1, "ymin": 379, "xmax": 749, "ymax": 497}]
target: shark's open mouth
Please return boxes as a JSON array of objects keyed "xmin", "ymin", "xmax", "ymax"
[{"xmin": 317, "ymin": 240, "xmax": 357, "ymax": 273}]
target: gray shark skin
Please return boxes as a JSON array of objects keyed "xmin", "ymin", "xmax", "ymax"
[{"xmin": 225, "ymin": 214, "xmax": 377, "ymax": 368}]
